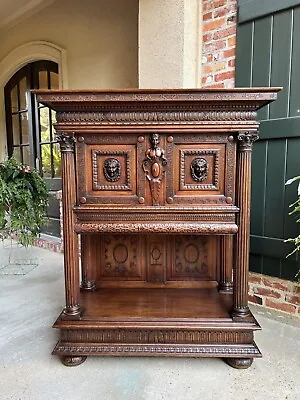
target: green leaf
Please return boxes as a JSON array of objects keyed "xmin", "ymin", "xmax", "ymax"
[{"xmin": 285, "ymin": 175, "xmax": 300, "ymax": 185}]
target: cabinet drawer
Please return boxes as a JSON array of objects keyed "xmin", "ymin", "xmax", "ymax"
[
  {"xmin": 166, "ymin": 133, "xmax": 236, "ymax": 206},
  {"xmin": 76, "ymin": 134, "xmax": 144, "ymax": 205}
]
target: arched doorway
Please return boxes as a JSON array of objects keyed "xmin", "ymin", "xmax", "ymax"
[{"xmin": 4, "ymin": 60, "xmax": 61, "ymax": 237}]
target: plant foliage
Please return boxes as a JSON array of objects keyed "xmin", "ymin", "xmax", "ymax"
[
  {"xmin": 285, "ymin": 175, "xmax": 300, "ymax": 279},
  {"xmin": 0, "ymin": 157, "xmax": 49, "ymax": 246}
]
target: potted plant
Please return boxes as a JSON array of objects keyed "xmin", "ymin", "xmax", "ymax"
[
  {"xmin": 285, "ymin": 175, "xmax": 300, "ymax": 280},
  {"xmin": 0, "ymin": 157, "xmax": 49, "ymax": 247}
]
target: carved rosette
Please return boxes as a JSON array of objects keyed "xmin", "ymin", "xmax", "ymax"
[
  {"xmin": 143, "ymin": 133, "xmax": 167, "ymax": 206},
  {"xmin": 237, "ymin": 131, "xmax": 259, "ymax": 152},
  {"xmin": 56, "ymin": 133, "xmax": 76, "ymax": 153}
]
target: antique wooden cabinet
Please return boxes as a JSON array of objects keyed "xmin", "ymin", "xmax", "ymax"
[{"xmin": 35, "ymin": 88, "xmax": 280, "ymax": 368}]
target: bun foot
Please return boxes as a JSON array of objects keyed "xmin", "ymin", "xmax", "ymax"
[
  {"xmin": 224, "ymin": 358, "xmax": 253, "ymax": 369},
  {"xmin": 60, "ymin": 356, "xmax": 87, "ymax": 367}
]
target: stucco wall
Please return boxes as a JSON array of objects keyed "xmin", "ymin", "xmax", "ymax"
[{"xmin": 0, "ymin": 0, "xmax": 138, "ymax": 157}]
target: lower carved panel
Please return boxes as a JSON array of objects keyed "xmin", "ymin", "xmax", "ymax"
[
  {"xmin": 168, "ymin": 236, "xmax": 217, "ymax": 281},
  {"xmin": 96, "ymin": 235, "xmax": 144, "ymax": 280},
  {"xmin": 60, "ymin": 329, "xmax": 253, "ymax": 344}
]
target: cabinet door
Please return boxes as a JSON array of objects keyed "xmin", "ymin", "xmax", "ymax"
[
  {"xmin": 76, "ymin": 133, "xmax": 145, "ymax": 205},
  {"xmin": 166, "ymin": 133, "xmax": 236, "ymax": 206}
]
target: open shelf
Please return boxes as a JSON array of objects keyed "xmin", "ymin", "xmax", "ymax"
[{"xmin": 79, "ymin": 288, "xmax": 232, "ymax": 321}]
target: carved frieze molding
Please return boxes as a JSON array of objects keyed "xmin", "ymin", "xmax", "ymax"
[
  {"xmin": 74, "ymin": 222, "xmax": 238, "ymax": 234},
  {"xmin": 75, "ymin": 213, "xmax": 236, "ymax": 223},
  {"xmin": 37, "ymin": 90, "xmax": 277, "ymax": 103},
  {"xmin": 53, "ymin": 343, "xmax": 261, "ymax": 356},
  {"xmin": 56, "ymin": 109, "xmax": 258, "ymax": 125},
  {"xmin": 56, "ymin": 132, "xmax": 76, "ymax": 152}
]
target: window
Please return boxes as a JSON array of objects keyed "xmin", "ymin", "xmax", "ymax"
[{"xmin": 4, "ymin": 61, "xmax": 61, "ymax": 237}]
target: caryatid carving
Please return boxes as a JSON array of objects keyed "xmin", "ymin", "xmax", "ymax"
[{"xmin": 143, "ymin": 133, "xmax": 167, "ymax": 205}]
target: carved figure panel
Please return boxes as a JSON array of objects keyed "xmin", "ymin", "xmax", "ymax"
[
  {"xmin": 168, "ymin": 236, "xmax": 217, "ymax": 280},
  {"xmin": 97, "ymin": 235, "xmax": 145, "ymax": 280},
  {"xmin": 143, "ymin": 133, "xmax": 167, "ymax": 206}
]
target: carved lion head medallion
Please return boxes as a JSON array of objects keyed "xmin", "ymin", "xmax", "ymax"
[
  {"xmin": 190, "ymin": 157, "xmax": 208, "ymax": 182},
  {"xmin": 103, "ymin": 158, "xmax": 121, "ymax": 182}
]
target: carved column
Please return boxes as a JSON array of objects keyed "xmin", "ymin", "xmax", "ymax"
[
  {"xmin": 232, "ymin": 132, "xmax": 258, "ymax": 317},
  {"xmin": 57, "ymin": 133, "xmax": 81, "ymax": 317},
  {"xmin": 80, "ymin": 234, "xmax": 96, "ymax": 291},
  {"xmin": 219, "ymin": 235, "xmax": 233, "ymax": 293}
]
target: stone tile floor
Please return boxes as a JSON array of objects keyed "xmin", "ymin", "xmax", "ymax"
[{"xmin": 0, "ymin": 244, "xmax": 299, "ymax": 400}]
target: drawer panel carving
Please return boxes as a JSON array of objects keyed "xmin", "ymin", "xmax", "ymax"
[
  {"xmin": 92, "ymin": 149, "xmax": 132, "ymax": 191},
  {"xmin": 167, "ymin": 236, "xmax": 217, "ymax": 281},
  {"xmin": 96, "ymin": 235, "xmax": 145, "ymax": 281},
  {"xmin": 166, "ymin": 135, "xmax": 236, "ymax": 205},
  {"xmin": 76, "ymin": 139, "xmax": 142, "ymax": 204}
]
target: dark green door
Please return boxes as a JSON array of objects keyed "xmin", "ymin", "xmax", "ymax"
[{"xmin": 236, "ymin": 0, "xmax": 300, "ymax": 280}]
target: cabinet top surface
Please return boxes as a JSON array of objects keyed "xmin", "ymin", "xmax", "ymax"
[{"xmin": 34, "ymin": 87, "xmax": 281, "ymax": 111}]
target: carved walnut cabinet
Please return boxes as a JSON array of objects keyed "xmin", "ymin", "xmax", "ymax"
[{"xmin": 35, "ymin": 88, "xmax": 280, "ymax": 368}]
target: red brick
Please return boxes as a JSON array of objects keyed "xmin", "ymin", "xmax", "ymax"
[
  {"xmin": 214, "ymin": 0, "xmax": 227, "ymax": 8},
  {"xmin": 203, "ymin": 0, "xmax": 227, "ymax": 12},
  {"xmin": 265, "ymin": 299, "xmax": 297, "ymax": 314},
  {"xmin": 203, "ymin": 33, "xmax": 213, "ymax": 43},
  {"xmin": 214, "ymin": 7, "xmax": 229, "ymax": 19},
  {"xmin": 253, "ymin": 287, "xmax": 282, "ymax": 299},
  {"xmin": 249, "ymin": 294, "xmax": 263, "ymax": 305},
  {"xmin": 203, "ymin": 1, "xmax": 213, "ymax": 12},
  {"xmin": 294, "ymin": 285, "xmax": 300, "ymax": 294},
  {"xmin": 213, "ymin": 26, "xmax": 236, "ymax": 40},
  {"xmin": 224, "ymin": 48, "xmax": 236, "ymax": 58},
  {"xmin": 204, "ymin": 40, "xmax": 226, "ymax": 53},
  {"xmin": 205, "ymin": 82, "xmax": 225, "ymax": 89},
  {"xmin": 203, "ymin": 12, "xmax": 213, "ymax": 21},
  {"xmin": 228, "ymin": 59, "xmax": 235, "ymax": 68},
  {"xmin": 262, "ymin": 277, "xmax": 289, "ymax": 292},
  {"xmin": 203, "ymin": 17, "xmax": 226, "ymax": 32},
  {"xmin": 204, "ymin": 61, "xmax": 226, "ymax": 74},
  {"xmin": 228, "ymin": 36, "xmax": 236, "ymax": 47},
  {"xmin": 214, "ymin": 70, "xmax": 235, "ymax": 82},
  {"xmin": 249, "ymin": 274, "xmax": 262, "ymax": 285},
  {"xmin": 285, "ymin": 294, "xmax": 300, "ymax": 305}
]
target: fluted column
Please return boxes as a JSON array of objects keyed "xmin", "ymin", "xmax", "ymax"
[
  {"xmin": 219, "ymin": 235, "xmax": 233, "ymax": 293},
  {"xmin": 57, "ymin": 133, "xmax": 81, "ymax": 317},
  {"xmin": 81, "ymin": 234, "xmax": 96, "ymax": 291},
  {"xmin": 232, "ymin": 131, "xmax": 258, "ymax": 317}
]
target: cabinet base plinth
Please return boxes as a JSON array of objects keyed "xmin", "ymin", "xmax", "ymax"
[{"xmin": 52, "ymin": 289, "xmax": 261, "ymax": 366}]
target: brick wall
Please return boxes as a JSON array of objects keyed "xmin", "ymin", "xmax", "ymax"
[
  {"xmin": 202, "ymin": 0, "xmax": 237, "ymax": 89},
  {"xmin": 249, "ymin": 273, "xmax": 300, "ymax": 317}
]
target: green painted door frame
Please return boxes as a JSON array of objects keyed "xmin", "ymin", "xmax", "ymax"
[{"xmin": 236, "ymin": 2, "xmax": 300, "ymax": 280}]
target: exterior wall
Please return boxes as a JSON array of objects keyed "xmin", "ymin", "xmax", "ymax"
[
  {"xmin": 139, "ymin": 0, "xmax": 202, "ymax": 88},
  {"xmin": 249, "ymin": 273, "xmax": 300, "ymax": 317},
  {"xmin": 202, "ymin": 0, "xmax": 237, "ymax": 88},
  {"xmin": 0, "ymin": 0, "xmax": 138, "ymax": 159}
]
